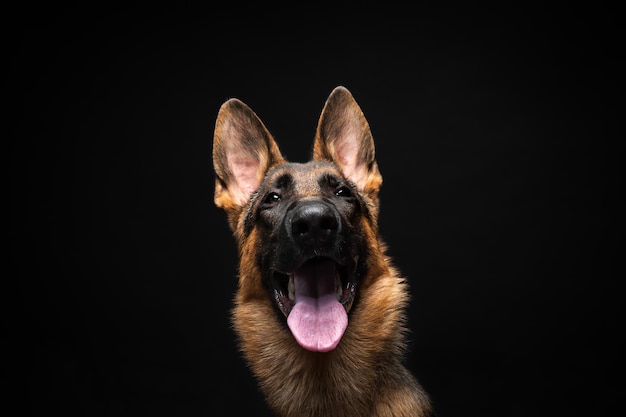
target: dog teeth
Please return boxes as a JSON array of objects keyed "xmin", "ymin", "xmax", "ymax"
[
  {"xmin": 335, "ymin": 269, "xmax": 343, "ymax": 300},
  {"xmin": 286, "ymin": 271, "xmax": 343, "ymax": 301},
  {"xmin": 288, "ymin": 275, "xmax": 295, "ymax": 301}
]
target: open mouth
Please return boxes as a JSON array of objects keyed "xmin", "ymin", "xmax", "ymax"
[{"xmin": 271, "ymin": 256, "xmax": 357, "ymax": 352}]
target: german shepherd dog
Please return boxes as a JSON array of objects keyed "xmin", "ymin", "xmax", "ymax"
[{"xmin": 212, "ymin": 86, "xmax": 433, "ymax": 417}]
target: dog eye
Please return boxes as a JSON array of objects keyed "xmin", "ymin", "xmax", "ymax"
[
  {"xmin": 264, "ymin": 192, "xmax": 281, "ymax": 204},
  {"xmin": 335, "ymin": 186, "xmax": 352, "ymax": 197}
]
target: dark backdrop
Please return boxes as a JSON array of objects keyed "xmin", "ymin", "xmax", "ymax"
[{"xmin": 8, "ymin": 5, "xmax": 620, "ymax": 417}]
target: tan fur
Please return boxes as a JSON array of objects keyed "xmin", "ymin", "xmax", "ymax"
[{"xmin": 212, "ymin": 86, "xmax": 433, "ymax": 417}]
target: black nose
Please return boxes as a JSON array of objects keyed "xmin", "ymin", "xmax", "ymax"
[{"xmin": 290, "ymin": 201, "xmax": 339, "ymax": 247}]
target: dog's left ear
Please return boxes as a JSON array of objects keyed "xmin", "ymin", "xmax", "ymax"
[
  {"xmin": 313, "ymin": 86, "xmax": 382, "ymax": 200},
  {"xmin": 212, "ymin": 98, "xmax": 285, "ymax": 231}
]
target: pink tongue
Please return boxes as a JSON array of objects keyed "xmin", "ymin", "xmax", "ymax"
[{"xmin": 287, "ymin": 259, "xmax": 347, "ymax": 352}]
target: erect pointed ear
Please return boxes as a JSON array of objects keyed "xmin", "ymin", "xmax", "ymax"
[
  {"xmin": 212, "ymin": 98, "xmax": 285, "ymax": 229},
  {"xmin": 313, "ymin": 86, "xmax": 382, "ymax": 198}
]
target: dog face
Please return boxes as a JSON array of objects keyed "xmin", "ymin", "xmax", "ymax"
[
  {"xmin": 245, "ymin": 161, "xmax": 368, "ymax": 351},
  {"xmin": 212, "ymin": 86, "xmax": 384, "ymax": 352}
]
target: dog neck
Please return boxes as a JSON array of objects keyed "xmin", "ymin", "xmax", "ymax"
[{"xmin": 231, "ymin": 272, "xmax": 432, "ymax": 417}]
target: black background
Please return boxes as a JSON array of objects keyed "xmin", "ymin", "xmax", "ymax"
[{"xmin": 8, "ymin": 5, "xmax": 621, "ymax": 417}]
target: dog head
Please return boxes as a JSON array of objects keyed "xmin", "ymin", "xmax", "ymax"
[{"xmin": 212, "ymin": 86, "xmax": 384, "ymax": 352}]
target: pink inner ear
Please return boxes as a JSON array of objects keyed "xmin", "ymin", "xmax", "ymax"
[
  {"xmin": 227, "ymin": 153, "xmax": 264, "ymax": 206},
  {"xmin": 334, "ymin": 132, "xmax": 366, "ymax": 188}
]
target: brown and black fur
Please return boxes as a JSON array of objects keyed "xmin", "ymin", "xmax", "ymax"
[{"xmin": 212, "ymin": 86, "xmax": 433, "ymax": 417}]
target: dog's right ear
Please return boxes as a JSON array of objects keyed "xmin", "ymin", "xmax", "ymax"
[{"xmin": 212, "ymin": 98, "xmax": 285, "ymax": 230}]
